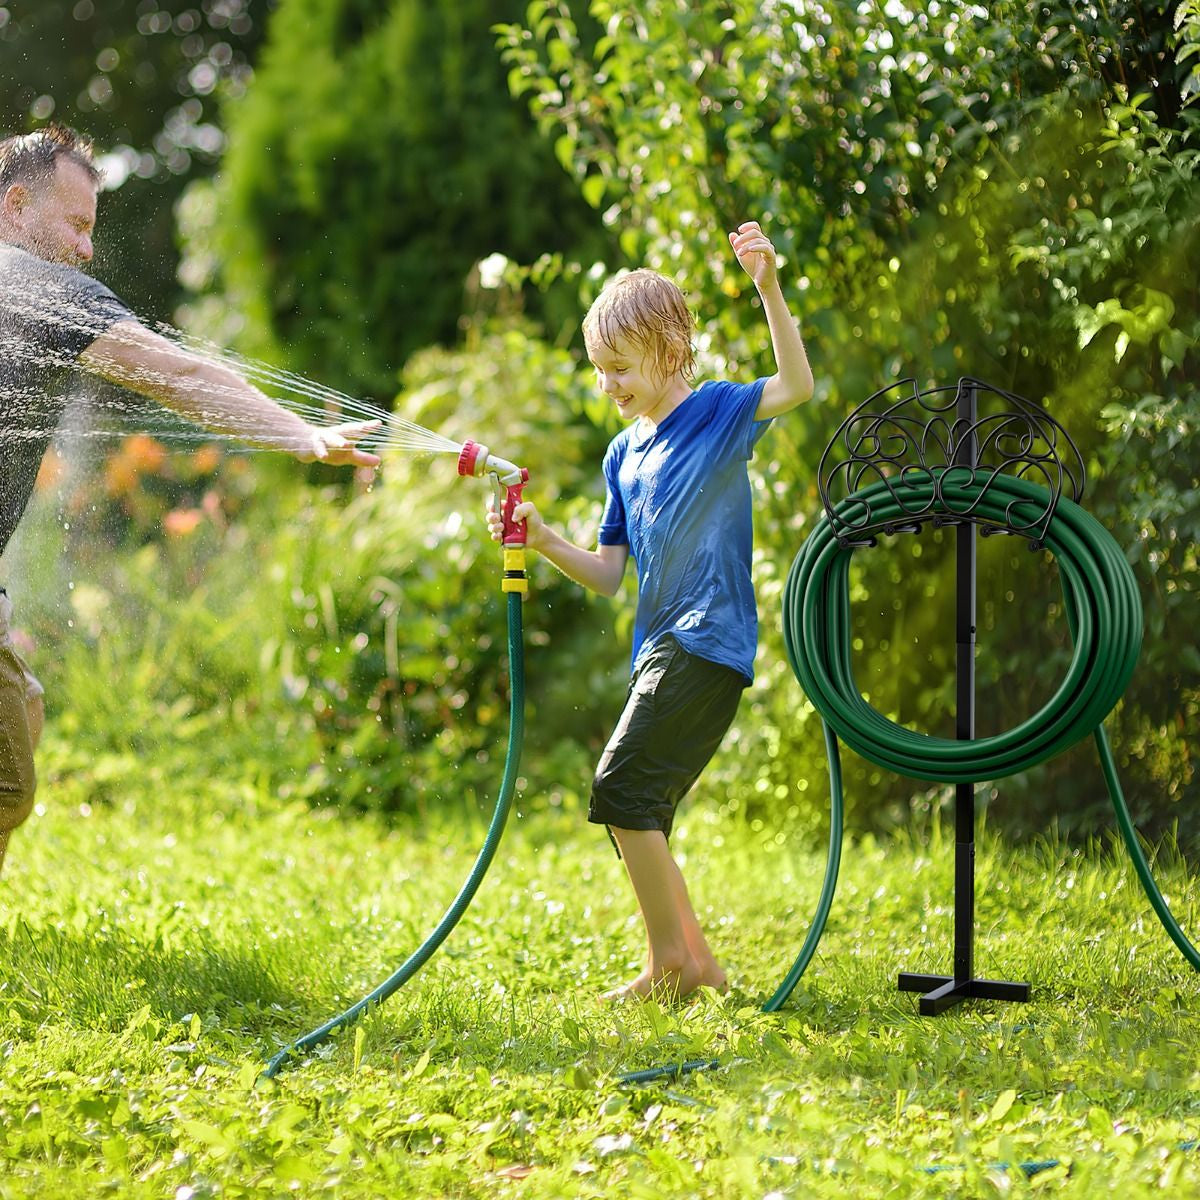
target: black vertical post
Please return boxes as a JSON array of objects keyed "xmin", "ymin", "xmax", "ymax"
[
  {"xmin": 953, "ymin": 381, "xmax": 978, "ymax": 986},
  {"xmin": 897, "ymin": 378, "xmax": 1030, "ymax": 1013}
]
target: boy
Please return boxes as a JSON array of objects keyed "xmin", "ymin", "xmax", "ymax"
[{"xmin": 491, "ymin": 220, "xmax": 814, "ymax": 999}]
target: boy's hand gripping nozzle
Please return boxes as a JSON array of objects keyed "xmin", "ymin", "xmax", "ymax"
[{"xmin": 458, "ymin": 440, "xmax": 530, "ymax": 594}]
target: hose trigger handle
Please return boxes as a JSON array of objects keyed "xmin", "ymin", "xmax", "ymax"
[{"xmin": 502, "ymin": 469, "xmax": 530, "ymax": 546}]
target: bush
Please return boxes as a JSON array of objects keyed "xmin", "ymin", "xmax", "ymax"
[
  {"xmin": 178, "ymin": 0, "xmax": 610, "ymax": 400},
  {"xmin": 498, "ymin": 0, "xmax": 1200, "ymax": 846}
]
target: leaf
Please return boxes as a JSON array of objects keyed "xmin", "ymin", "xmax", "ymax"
[
  {"xmin": 1031, "ymin": 1164, "xmax": 1072, "ymax": 1188},
  {"xmin": 274, "ymin": 1154, "xmax": 320, "ymax": 1183},
  {"xmin": 1087, "ymin": 1106, "xmax": 1113, "ymax": 1140},
  {"xmin": 269, "ymin": 1104, "xmax": 311, "ymax": 1141},
  {"xmin": 582, "ymin": 175, "xmax": 606, "ymax": 208},
  {"xmin": 553, "ymin": 133, "xmax": 575, "ymax": 173},
  {"xmin": 1158, "ymin": 327, "xmax": 1193, "ymax": 371},
  {"xmin": 120, "ymin": 1004, "xmax": 154, "ymax": 1041},
  {"xmin": 989, "ymin": 1089, "xmax": 1017, "ymax": 1123},
  {"xmin": 179, "ymin": 1120, "xmax": 235, "ymax": 1154},
  {"xmin": 100, "ymin": 1136, "xmax": 129, "ymax": 1171},
  {"xmin": 237, "ymin": 1060, "xmax": 263, "ymax": 1091},
  {"xmin": 565, "ymin": 1064, "xmax": 595, "ymax": 1089}
]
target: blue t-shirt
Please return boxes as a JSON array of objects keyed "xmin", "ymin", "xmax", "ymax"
[{"xmin": 598, "ymin": 377, "xmax": 772, "ymax": 683}]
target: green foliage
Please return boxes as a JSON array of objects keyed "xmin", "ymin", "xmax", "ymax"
[
  {"xmin": 497, "ymin": 0, "xmax": 1199, "ymax": 842},
  {"xmin": 1179, "ymin": 0, "xmax": 1200, "ymax": 105},
  {"xmin": 2, "ymin": 786, "xmax": 1199, "ymax": 1197},
  {"xmin": 183, "ymin": 0, "xmax": 610, "ymax": 399},
  {"xmin": 13, "ymin": 1, "xmax": 1195, "ymax": 853},
  {"xmin": 14, "ymin": 0, "xmax": 1189, "ymax": 850}
]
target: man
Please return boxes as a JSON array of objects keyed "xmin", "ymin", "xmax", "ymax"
[{"xmin": 0, "ymin": 124, "xmax": 380, "ymax": 875}]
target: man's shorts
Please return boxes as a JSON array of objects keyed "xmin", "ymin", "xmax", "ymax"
[
  {"xmin": 0, "ymin": 591, "xmax": 43, "ymax": 701},
  {"xmin": 589, "ymin": 636, "xmax": 746, "ymax": 850},
  {"xmin": 0, "ymin": 589, "xmax": 40, "ymax": 835}
]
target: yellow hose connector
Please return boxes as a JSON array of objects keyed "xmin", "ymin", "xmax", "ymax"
[{"xmin": 502, "ymin": 547, "xmax": 528, "ymax": 594}]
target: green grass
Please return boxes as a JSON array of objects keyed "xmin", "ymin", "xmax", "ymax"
[{"xmin": 1, "ymin": 751, "xmax": 1198, "ymax": 1199}]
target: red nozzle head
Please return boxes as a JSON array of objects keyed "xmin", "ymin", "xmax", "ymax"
[{"xmin": 457, "ymin": 440, "xmax": 486, "ymax": 477}]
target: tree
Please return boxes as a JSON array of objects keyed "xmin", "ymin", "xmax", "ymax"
[
  {"xmin": 181, "ymin": 0, "xmax": 610, "ymax": 401},
  {"xmin": 0, "ymin": 0, "xmax": 271, "ymax": 319}
]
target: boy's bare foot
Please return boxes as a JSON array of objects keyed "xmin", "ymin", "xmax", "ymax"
[{"xmin": 600, "ymin": 958, "xmax": 728, "ymax": 1003}]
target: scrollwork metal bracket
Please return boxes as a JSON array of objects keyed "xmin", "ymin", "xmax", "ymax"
[{"xmin": 817, "ymin": 376, "xmax": 1085, "ymax": 550}]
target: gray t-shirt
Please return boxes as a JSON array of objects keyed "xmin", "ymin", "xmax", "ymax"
[{"xmin": 0, "ymin": 242, "xmax": 133, "ymax": 555}]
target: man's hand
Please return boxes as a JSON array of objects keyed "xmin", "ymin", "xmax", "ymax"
[
  {"xmin": 300, "ymin": 420, "xmax": 382, "ymax": 468},
  {"xmin": 728, "ymin": 220, "xmax": 779, "ymax": 292}
]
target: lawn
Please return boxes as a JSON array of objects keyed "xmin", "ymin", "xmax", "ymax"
[{"xmin": 1, "ymin": 746, "xmax": 1197, "ymax": 1199}]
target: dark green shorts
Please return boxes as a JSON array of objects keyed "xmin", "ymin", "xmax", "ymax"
[{"xmin": 589, "ymin": 636, "xmax": 746, "ymax": 847}]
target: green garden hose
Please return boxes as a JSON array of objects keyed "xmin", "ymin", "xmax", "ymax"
[
  {"xmin": 767, "ymin": 471, "xmax": 1197, "ymax": 1010},
  {"xmin": 261, "ymin": 590, "xmax": 525, "ymax": 1078},
  {"xmin": 761, "ymin": 720, "xmax": 844, "ymax": 1012}
]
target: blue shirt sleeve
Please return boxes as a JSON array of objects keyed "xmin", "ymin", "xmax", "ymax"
[{"xmin": 698, "ymin": 378, "xmax": 772, "ymax": 464}]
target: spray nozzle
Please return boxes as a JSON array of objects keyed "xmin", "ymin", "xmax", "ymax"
[
  {"xmin": 457, "ymin": 440, "xmax": 523, "ymax": 485},
  {"xmin": 458, "ymin": 440, "xmax": 530, "ymax": 547}
]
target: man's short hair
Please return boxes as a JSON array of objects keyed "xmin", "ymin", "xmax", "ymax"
[
  {"xmin": 0, "ymin": 123, "xmax": 102, "ymax": 193},
  {"xmin": 583, "ymin": 268, "xmax": 697, "ymax": 383}
]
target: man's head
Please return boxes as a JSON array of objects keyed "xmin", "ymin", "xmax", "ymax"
[
  {"xmin": 583, "ymin": 269, "xmax": 696, "ymax": 386},
  {"xmin": 0, "ymin": 124, "xmax": 101, "ymax": 267}
]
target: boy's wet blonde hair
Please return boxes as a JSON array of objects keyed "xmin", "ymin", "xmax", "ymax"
[{"xmin": 582, "ymin": 268, "xmax": 696, "ymax": 382}]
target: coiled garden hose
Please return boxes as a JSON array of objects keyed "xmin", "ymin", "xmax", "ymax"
[
  {"xmin": 626, "ymin": 470, "xmax": 1195, "ymax": 1085},
  {"xmin": 262, "ymin": 589, "xmax": 526, "ymax": 1079},
  {"xmin": 769, "ymin": 471, "xmax": 1197, "ymax": 1010}
]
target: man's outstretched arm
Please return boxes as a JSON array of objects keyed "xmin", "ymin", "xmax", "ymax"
[{"xmin": 80, "ymin": 319, "xmax": 379, "ymax": 466}]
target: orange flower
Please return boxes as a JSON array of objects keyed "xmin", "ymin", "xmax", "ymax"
[
  {"xmin": 104, "ymin": 457, "xmax": 139, "ymax": 496},
  {"xmin": 163, "ymin": 508, "xmax": 204, "ymax": 537},
  {"xmin": 35, "ymin": 447, "xmax": 67, "ymax": 492},
  {"xmin": 124, "ymin": 433, "xmax": 168, "ymax": 473},
  {"xmin": 192, "ymin": 444, "xmax": 222, "ymax": 473}
]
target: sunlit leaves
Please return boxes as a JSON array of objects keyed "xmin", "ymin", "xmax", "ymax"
[{"xmin": 499, "ymin": 0, "xmax": 1198, "ymax": 837}]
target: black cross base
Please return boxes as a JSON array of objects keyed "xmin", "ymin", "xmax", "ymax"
[{"xmin": 897, "ymin": 972, "xmax": 1030, "ymax": 1016}]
